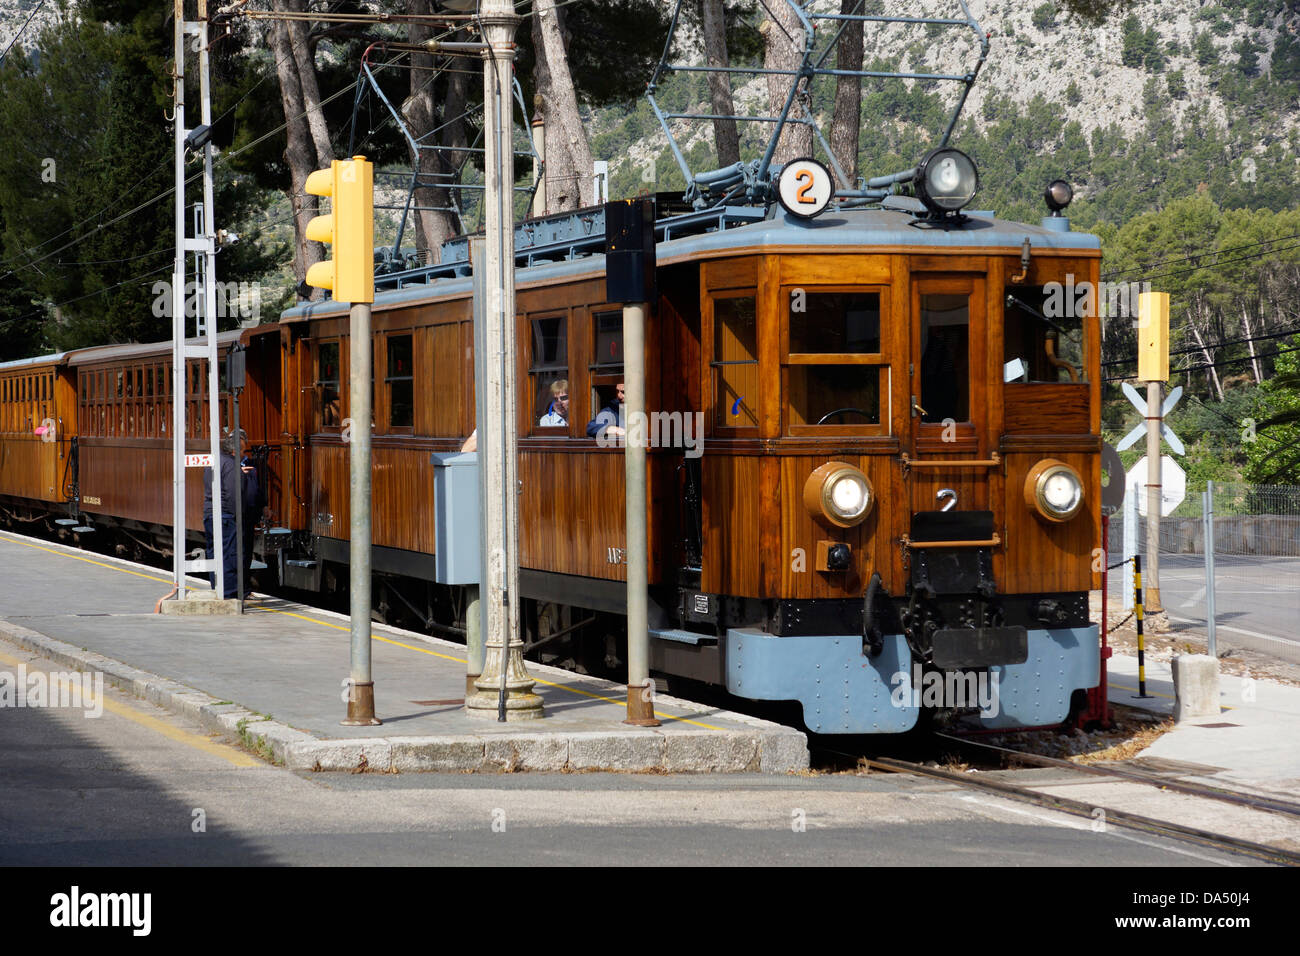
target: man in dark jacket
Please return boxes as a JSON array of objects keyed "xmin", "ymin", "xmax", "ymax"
[{"xmin": 203, "ymin": 430, "xmax": 256, "ymax": 599}]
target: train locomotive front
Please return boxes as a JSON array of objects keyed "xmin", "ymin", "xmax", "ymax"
[{"xmin": 675, "ymin": 207, "xmax": 1102, "ymax": 734}]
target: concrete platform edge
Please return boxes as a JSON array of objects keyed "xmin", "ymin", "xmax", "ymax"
[{"xmin": 0, "ymin": 618, "xmax": 809, "ymax": 774}]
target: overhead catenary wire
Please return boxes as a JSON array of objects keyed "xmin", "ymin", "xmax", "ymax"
[{"xmin": 2, "ymin": 0, "xmax": 572, "ymax": 305}]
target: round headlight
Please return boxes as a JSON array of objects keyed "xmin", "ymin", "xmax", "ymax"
[
  {"xmin": 1024, "ymin": 459, "xmax": 1084, "ymax": 522},
  {"xmin": 1045, "ymin": 179, "xmax": 1073, "ymax": 213},
  {"xmin": 803, "ymin": 462, "xmax": 874, "ymax": 528},
  {"xmin": 915, "ymin": 147, "xmax": 978, "ymax": 214}
]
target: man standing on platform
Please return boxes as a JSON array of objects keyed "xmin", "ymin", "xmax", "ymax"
[{"xmin": 203, "ymin": 429, "xmax": 253, "ymax": 599}]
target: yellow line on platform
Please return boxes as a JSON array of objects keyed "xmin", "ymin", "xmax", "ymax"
[
  {"xmin": 253, "ymin": 605, "xmax": 725, "ymax": 730},
  {"xmin": 1, "ymin": 531, "xmax": 726, "ymax": 731},
  {"xmin": 0, "ymin": 533, "xmax": 171, "ymax": 585},
  {"xmin": 0, "ymin": 648, "xmax": 260, "ymax": 767}
]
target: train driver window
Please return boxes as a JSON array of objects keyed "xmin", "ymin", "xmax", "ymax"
[
  {"xmin": 1004, "ymin": 285, "xmax": 1088, "ymax": 384},
  {"xmin": 711, "ymin": 294, "xmax": 758, "ymax": 429},
  {"xmin": 785, "ymin": 289, "xmax": 886, "ymax": 433},
  {"xmin": 317, "ymin": 341, "xmax": 341, "ymax": 429},
  {"xmin": 529, "ymin": 314, "xmax": 568, "ymax": 433},
  {"xmin": 919, "ymin": 293, "xmax": 971, "ymax": 423},
  {"xmin": 386, "ymin": 334, "xmax": 414, "ymax": 429}
]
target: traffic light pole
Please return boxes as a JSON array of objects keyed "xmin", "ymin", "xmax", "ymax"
[{"xmin": 343, "ymin": 300, "xmax": 380, "ymax": 725}]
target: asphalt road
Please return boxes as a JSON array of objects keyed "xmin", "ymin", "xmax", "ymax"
[
  {"xmin": 0, "ymin": 644, "xmax": 1254, "ymax": 870},
  {"xmin": 1156, "ymin": 554, "xmax": 1300, "ymax": 652}
]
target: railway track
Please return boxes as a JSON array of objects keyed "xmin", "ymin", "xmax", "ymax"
[
  {"xmin": 846, "ymin": 745, "xmax": 1300, "ymax": 866},
  {"xmin": 933, "ymin": 730, "xmax": 1300, "ymax": 820}
]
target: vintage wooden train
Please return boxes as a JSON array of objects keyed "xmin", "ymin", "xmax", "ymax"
[{"xmin": 0, "ymin": 157, "xmax": 1103, "ymax": 734}]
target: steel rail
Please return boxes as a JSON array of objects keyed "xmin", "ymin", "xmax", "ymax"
[
  {"xmin": 861, "ymin": 755, "xmax": 1300, "ymax": 866},
  {"xmin": 934, "ymin": 730, "xmax": 1300, "ymax": 820}
]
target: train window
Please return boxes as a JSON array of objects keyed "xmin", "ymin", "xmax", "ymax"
[
  {"xmin": 789, "ymin": 291, "xmax": 881, "ymax": 354},
  {"xmin": 529, "ymin": 315, "xmax": 568, "ymax": 431},
  {"xmin": 386, "ymin": 334, "xmax": 414, "ymax": 429},
  {"xmin": 919, "ymin": 293, "xmax": 970, "ymax": 423},
  {"xmin": 592, "ymin": 311, "xmax": 623, "ymax": 372},
  {"xmin": 788, "ymin": 366, "xmax": 882, "ymax": 428},
  {"xmin": 711, "ymin": 294, "xmax": 758, "ymax": 429},
  {"xmin": 1004, "ymin": 286, "xmax": 1088, "ymax": 384},
  {"xmin": 317, "ymin": 341, "xmax": 341, "ymax": 428}
]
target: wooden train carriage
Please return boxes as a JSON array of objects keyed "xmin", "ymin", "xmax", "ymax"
[
  {"xmin": 68, "ymin": 332, "xmax": 247, "ymax": 537},
  {"xmin": 0, "ymin": 354, "xmax": 77, "ymax": 508},
  {"xmin": 279, "ymin": 208, "xmax": 1100, "ymax": 635}
]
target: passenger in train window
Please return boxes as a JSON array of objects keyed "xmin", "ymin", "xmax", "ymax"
[
  {"xmin": 538, "ymin": 378, "xmax": 569, "ymax": 426},
  {"xmin": 586, "ymin": 382, "xmax": 625, "ymax": 439}
]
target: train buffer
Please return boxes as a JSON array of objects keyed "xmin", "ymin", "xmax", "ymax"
[{"xmin": 0, "ymin": 531, "xmax": 807, "ymax": 774}]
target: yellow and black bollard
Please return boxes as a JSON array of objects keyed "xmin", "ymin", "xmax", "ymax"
[{"xmin": 1134, "ymin": 554, "xmax": 1148, "ymax": 698}]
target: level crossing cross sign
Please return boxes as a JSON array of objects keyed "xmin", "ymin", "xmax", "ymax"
[{"xmin": 1116, "ymin": 382, "xmax": 1184, "ymax": 455}]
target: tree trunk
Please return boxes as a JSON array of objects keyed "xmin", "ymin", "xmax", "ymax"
[
  {"xmin": 407, "ymin": 1, "xmax": 466, "ymax": 261},
  {"xmin": 534, "ymin": 0, "xmax": 593, "ymax": 210},
  {"xmin": 1189, "ymin": 302, "xmax": 1224, "ymax": 401},
  {"xmin": 267, "ymin": 14, "xmax": 320, "ymax": 287},
  {"xmin": 762, "ymin": 4, "xmax": 812, "ymax": 165},
  {"xmin": 284, "ymin": 0, "xmax": 332, "ymax": 169},
  {"xmin": 829, "ymin": 0, "xmax": 863, "ymax": 187},
  {"xmin": 701, "ymin": 0, "xmax": 740, "ymax": 169},
  {"xmin": 1240, "ymin": 301, "xmax": 1263, "ymax": 385}
]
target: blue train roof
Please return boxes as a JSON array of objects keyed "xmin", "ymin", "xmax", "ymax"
[{"xmin": 281, "ymin": 206, "xmax": 1099, "ymax": 322}]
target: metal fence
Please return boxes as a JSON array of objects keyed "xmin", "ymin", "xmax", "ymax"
[{"xmin": 1105, "ymin": 481, "xmax": 1300, "ymax": 664}]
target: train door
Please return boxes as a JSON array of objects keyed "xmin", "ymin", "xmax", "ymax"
[{"xmin": 906, "ymin": 273, "xmax": 995, "ymax": 517}]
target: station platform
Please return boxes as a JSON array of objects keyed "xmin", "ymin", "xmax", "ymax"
[
  {"xmin": 0, "ymin": 532, "xmax": 808, "ymax": 774},
  {"xmin": 1106, "ymin": 652, "xmax": 1300, "ymax": 795}
]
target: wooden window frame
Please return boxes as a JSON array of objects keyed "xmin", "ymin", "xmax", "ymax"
[
  {"xmin": 781, "ymin": 284, "xmax": 890, "ymax": 437},
  {"xmin": 528, "ymin": 310, "xmax": 570, "ymax": 437},
  {"xmin": 704, "ymin": 289, "xmax": 761, "ymax": 437},
  {"xmin": 383, "ymin": 331, "xmax": 415, "ymax": 434},
  {"xmin": 315, "ymin": 338, "xmax": 343, "ymax": 433}
]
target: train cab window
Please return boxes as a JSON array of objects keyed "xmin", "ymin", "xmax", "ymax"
[
  {"xmin": 317, "ymin": 341, "xmax": 341, "ymax": 428},
  {"xmin": 386, "ymin": 334, "xmax": 414, "ymax": 429},
  {"xmin": 1004, "ymin": 286, "xmax": 1088, "ymax": 384},
  {"xmin": 593, "ymin": 311, "xmax": 624, "ymax": 371},
  {"xmin": 919, "ymin": 293, "xmax": 970, "ymax": 423},
  {"xmin": 784, "ymin": 289, "xmax": 886, "ymax": 433},
  {"xmin": 711, "ymin": 294, "xmax": 758, "ymax": 429},
  {"xmin": 529, "ymin": 314, "xmax": 568, "ymax": 431}
]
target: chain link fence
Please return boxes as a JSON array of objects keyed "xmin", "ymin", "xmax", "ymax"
[{"xmin": 1106, "ymin": 482, "xmax": 1300, "ymax": 664}]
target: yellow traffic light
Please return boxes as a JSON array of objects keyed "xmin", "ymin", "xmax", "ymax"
[
  {"xmin": 303, "ymin": 156, "xmax": 374, "ymax": 304},
  {"xmin": 1137, "ymin": 291, "xmax": 1170, "ymax": 382}
]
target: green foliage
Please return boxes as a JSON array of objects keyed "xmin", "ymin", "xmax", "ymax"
[
  {"xmin": 1194, "ymin": 32, "xmax": 1218, "ymax": 67},
  {"xmin": 1166, "ymin": 69, "xmax": 1188, "ymax": 100},
  {"xmin": 0, "ymin": 6, "xmax": 287, "ymax": 350},
  {"xmin": 1121, "ymin": 14, "xmax": 1163, "ymax": 71},
  {"xmin": 1234, "ymin": 35, "xmax": 1264, "ymax": 78},
  {"xmin": 1032, "ymin": 3, "xmax": 1059, "ymax": 31},
  {"xmin": 1245, "ymin": 340, "xmax": 1300, "ymax": 483}
]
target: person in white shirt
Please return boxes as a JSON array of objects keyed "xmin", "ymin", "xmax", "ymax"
[{"xmin": 539, "ymin": 378, "xmax": 569, "ymax": 426}]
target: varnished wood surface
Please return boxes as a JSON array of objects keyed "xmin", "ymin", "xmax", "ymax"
[{"xmin": 282, "ymin": 245, "xmax": 1102, "ymax": 608}]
